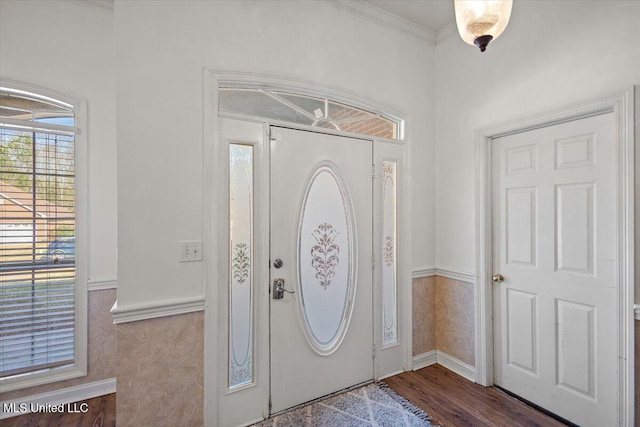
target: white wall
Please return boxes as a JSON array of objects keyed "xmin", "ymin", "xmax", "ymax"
[
  {"xmin": 115, "ymin": 0, "xmax": 435, "ymax": 308},
  {"xmin": 0, "ymin": 0, "xmax": 117, "ymax": 284},
  {"xmin": 434, "ymin": 0, "xmax": 640, "ymax": 275}
]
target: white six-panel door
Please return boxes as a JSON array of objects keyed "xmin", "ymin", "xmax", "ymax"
[{"xmin": 492, "ymin": 112, "xmax": 618, "ymax": 426}]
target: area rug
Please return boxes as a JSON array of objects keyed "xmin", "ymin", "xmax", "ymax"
[{"xmin": 252, "ymin": 382, "xmax": 436, "ymax": 426}]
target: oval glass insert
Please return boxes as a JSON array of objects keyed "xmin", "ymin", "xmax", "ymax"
[{"xmin": 297, "ymin": 164, "xmax": 355, "ymax": 355}]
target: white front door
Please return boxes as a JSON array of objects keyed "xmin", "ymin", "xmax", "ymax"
[
  {"xmin": 492, "ymin": 113, "xmax": 618, "ymax": 426},
  {"xmin": 269, "ymin": 126, "xmax": 373, "ymax": 414}
]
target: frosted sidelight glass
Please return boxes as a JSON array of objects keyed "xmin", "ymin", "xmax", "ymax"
[
  {"xmin": 298, "ymin": 165, "xmax": 355, "ymax": 355},
  {"xmin": 229, "ymin": 144, "xmax": 253, "ymax": 388},
  {"xmin": 382, "ymin": 161, "xmax": 397, "ymax": 346}
]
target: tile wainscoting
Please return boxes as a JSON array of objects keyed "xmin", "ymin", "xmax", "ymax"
[
  {"xmin": 412, "ymin": 274, "xmax": 475, "ymax": 368},
  {"xmin": 107, "ymin": 278, "xmax": 637, "ymax": 426},
  {"xmin": 115, "ymin": 311, "xmax": 204, "ymax": 427},
  {"xmin": 412, "ymin": 276, "xmax": 435, "ymax": 356}
]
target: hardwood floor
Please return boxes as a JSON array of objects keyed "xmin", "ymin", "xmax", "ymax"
[
  {"xmin": 384, "ymin": 364, "xmax": 568, "ymax": 427},
  {"xmin": 3, "ymin": 366, "xmax": 568, "ymax": 427},
  {"xmin": 3, "ymin": 393, "xmax": 115, "ymax": 427}
]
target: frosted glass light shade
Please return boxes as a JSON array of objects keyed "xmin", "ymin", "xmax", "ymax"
[{"xmin": 454, "ymin": 0, "xmax": 513, "ymax": 52}]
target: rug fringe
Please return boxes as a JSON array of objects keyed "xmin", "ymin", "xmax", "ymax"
[{"xmin": 375, "ymin": 381, "xmax": 439, "ymax": 426}]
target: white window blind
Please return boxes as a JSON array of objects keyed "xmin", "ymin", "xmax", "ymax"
[{"xmin": 0, "ymin": 88, "xmax": 76, "ymax": 378}]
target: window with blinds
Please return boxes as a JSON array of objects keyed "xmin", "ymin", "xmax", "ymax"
[{"xmin": 0, "ymin": 87, "xmax": 77, "ymax": 380}]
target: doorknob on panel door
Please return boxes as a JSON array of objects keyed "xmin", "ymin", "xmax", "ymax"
[{"xmin": 492, "ymin": 274, "xmax": 505, "ymax": 283}]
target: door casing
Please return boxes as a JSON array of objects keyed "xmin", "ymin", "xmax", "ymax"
[
  {"xmin": 203, "ymin": 70, "xmax": 412, "ymax": 427},
  {"xmin": 474, "ymin": 87, "xmax": 636, "ymax": 426}
]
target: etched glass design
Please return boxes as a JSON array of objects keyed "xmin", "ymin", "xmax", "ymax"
[
  {"xmin": 298, "ymin": 165, "xmax": 355, "ymax": 355},
  {"xmin": 229, "ymin": 144, "xmax": 253, "ymax": 388},
  {"xmin": 382, "ymin": 161, "xmax": 397, "ymax": 346}
]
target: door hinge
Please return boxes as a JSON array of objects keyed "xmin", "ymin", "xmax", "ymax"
[
  {"xmin": 372, "ymin": 344, "xmax": 376, "ymax": 360},
  {"xmin": 372, "ymin": 254, "xmax": 375, "ymax": 269},
  {"xmin": 372, "ymin": 164, "xmax": 376, "ymax": 179}
]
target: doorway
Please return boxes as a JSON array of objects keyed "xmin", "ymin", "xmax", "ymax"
[
  {"xmin": 492, "ymin": 113, "xmax": 617, "ymax": 426},
  {"xmin": 206, "ymin": 74, "xmax": 410, "ymax": 427},
  {"xmin": 269, "ymin": 126, "xmax": 373, "ymax": 413},
  {"xmin": 475, "ymin": 89, "xmax": 635, "ymax": 427}
]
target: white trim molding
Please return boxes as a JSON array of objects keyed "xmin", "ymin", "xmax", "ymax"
[
  {"xmin": 435, "ymin": 268, "xmax": 475, "ymax": 283},
  {"xmin": 110, "ymin": 296, "xmax": 204, "ymax": 324},
  {"xmin": 411, "ymin": 268, "xmax": 436, "ymax": 279},
  {"xmin": 69, "ymin": 0, "xmax": 114, "ymax": 12},
  {"xmin": 411, "ymin": 268, "xmax": 475, "ymax": 283},
  {"xmin": 412, "ymin": 351, "xmax": 476, "ymax": 383},
  {"xmin": 435, "ymin": 352, "xmax": 476, "ymax": 382},
  {"xmin": 635, "ymin": 304, "xmax": 640, "ymax": 321},
  {"xmin": 327, "ymin": 1, "xmax": 435, "ymax": 42},
  {"xmin": 436, "ymin": 21, "xmax": 458, "ymax": 45},
  {"xmin": 205, "ymin": 70, "xmax": 412, "ymax": 426},
  {"xmin": 475, "ymin": 87, "xmax": 635, "ymax": 426},
  {"xmin": 412, "ymin": 350, "xmax": 437, "ymax": 370},
  {"xmin": 0, "ymin": 78, "xmax": 88, "ymax": 394},
  {"xmin": 87, "ymin": 278, "xmax": 117, "ymax": 292},
  {"xmin": 0, "ymin": 377, "xmax": 116, "ymax": 420}
]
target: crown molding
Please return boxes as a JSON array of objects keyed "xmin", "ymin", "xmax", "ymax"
[
  {"xmin": 436, "ymin": 20, "xmax": 459, "ymax": 45},
  {"xmin": 69, "ymin": 0, "xmax": 114, "ymax": 13},
  {"xmin": 327, "ymin": 0, "xmax": 436, "ymax": 43}
]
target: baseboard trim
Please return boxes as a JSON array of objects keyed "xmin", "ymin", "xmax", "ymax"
[
  {"xmin": 436, "ymin": 351, "xmax": 476, "ymax": 382},
  {"xmin": 111, "ymin": 296, "xmax": 205, "ymax": 324},
  {"xmin": 87, "ymin": 278, "xmax": 117, "ymax": 291},
  {"xmin": 412, "ymin": 350, "xmax": 476, "ymax": 382},
  {"xmin": 0, "ymin": 377, "xmax": 116, "ymax": 419},
  {"xmin": 412, "ymin": 350, "xmax": 437, "ymax": 370}
]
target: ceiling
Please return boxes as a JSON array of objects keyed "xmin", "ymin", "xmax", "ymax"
[
  {"xmin": 72, "ymin": 0, "xmax": 457, "ymax": 35},
  {"xmin": 363, "ymin": 0, "xmax": 455, "ymax": 33}
]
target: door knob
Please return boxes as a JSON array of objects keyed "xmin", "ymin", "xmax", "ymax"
[
  {"xmin": 272, "ymin": 278, "xmax": 295, "ymax": 299},
  {"xmin": 492, "ymin": 274, "xmax": 505, "ymax": 283}
]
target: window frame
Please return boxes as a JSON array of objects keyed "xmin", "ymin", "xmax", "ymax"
[
  {"xmin": 218, "ymin": 85, "xmax": 404, "ymax": 142},
  {"xmin": 0, "ymin": 79, "xmax": 88, "ymax": 392}
]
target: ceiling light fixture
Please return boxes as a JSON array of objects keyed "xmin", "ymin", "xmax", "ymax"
[{"xmin": 454, "ymin": 0, "xmax": 513, "ymax": 52}]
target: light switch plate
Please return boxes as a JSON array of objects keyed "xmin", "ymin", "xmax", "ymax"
[{"xmin": 179, "ymin": 240, "xmax": 203, "ymax": 262}]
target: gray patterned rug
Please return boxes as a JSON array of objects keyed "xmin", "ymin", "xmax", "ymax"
[{"xmin": 253, "ymin": 382, "xmax": 436, "ymax": 426}]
